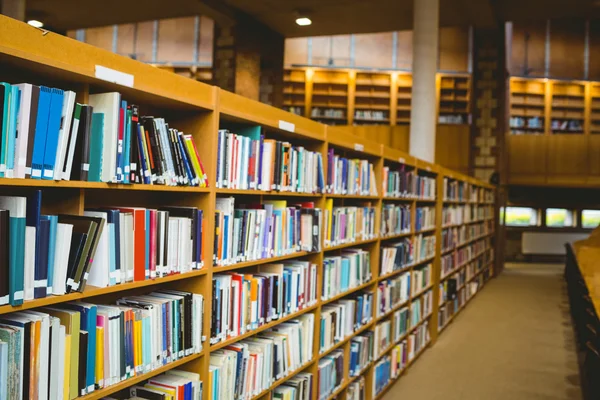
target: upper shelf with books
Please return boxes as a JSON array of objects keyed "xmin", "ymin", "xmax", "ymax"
[{"xmin": 0, "ymin": 16, "xmax": 214, "ymax": 112}]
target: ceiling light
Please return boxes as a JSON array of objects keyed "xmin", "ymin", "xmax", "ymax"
[
  {"xmin": 295, "ymin": 17, "xmax": 312, "ymax": 26},
  {"xmin": 27, "ymin": 20, "xmax": 44, "ymax": 28}
]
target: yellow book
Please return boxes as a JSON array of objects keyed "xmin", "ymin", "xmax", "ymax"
[
  {"xmin": 144, "ymin": 384, "xmax": 176, "ymax": 399},
  {"xmin": 184, "ymin": 138, "xmax": 203, "ymax": 186},
  {"xmin": 95, "ymin": 327, "xmax": 104, "ymax": 388},
  {"xmin": 325, "ymin": 198, "xmax": 333, "ymax": 243},
  {"xmin": 63, "ymin": 334, "xmax": 71, "ymax": 400},
  {"xmin": 135, "ymin": 319, "xmax": 142, "ymax": 372}
]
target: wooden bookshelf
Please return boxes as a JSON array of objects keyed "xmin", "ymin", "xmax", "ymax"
[
  {"xmin": 551, "ymin": 81, "xmax": 585, "ymax": 134},
  {"xmin": 310, "ymin": 70, "xmax": 350, "ymax": 125},
  {"xmin": 437, "ymin": 74, "xmax": 471, "ymax": 125},
  {"xmin": 283, "ymin": 68, "xmax": 307, "ymax": 117},
  {"xmin": 590, "ymin": 83, "xmax": 600, "ymax": 134},
  {"xmin": 396, "ymin": 73, "xmax": 413, "ymax": 125},
  {"xmin": 0, "ymin": 16, "xmax": 495, "ymax": 400},
  {"xmin": 509, "ymin": 78, "xmax": 547, "ymax": 135},
  {"xmin": 353, "ymin": 72, "xmax": 392, "ymax": 126}
]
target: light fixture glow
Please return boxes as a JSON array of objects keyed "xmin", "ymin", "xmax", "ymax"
[
  {"xmin": 295, "ymin": 17, "xmax": 312, "ymax": 26},
  {"xmin": 27, "ymin": 20, "xmax": 44, "ymax": 28}
]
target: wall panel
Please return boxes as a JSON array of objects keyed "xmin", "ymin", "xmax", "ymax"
[
  {"xmin": 354, "ymin": 32, "xmax": 394, "ymax": 69},
  {"xmin": 157, "ymin": 17, "xmax": 196, "ymax": 63},
  {"xmin": 439, "ymin": 26, "xmax": 469, "ymax": 72},
  {"xmin": 510, "ymin": 20, "xmax": 547, "ymax": 77},
  {"xmin": 549, "ymin": 18, "xmax": 585, "ymax": 80}
]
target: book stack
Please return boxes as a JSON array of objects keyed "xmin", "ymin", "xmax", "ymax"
[
  {"xmin": 209, "ymin": 313, "xmax": 315, "ymax": 400},
  {"xmin": 346, "ymin": 376, "xmax": 366, "ymax": 400},
  {"xmin": 214, "ymin": 198, "xmax": 322, "ymax": 266},
  {"xmin": 390, "ymin": 341, "xmax": 408, "ymax": 379},
  {"xmin": 216, "ymin": 129, "xmax": 325, "ymax": 193},
  {"xmin": 415, "ymin": 206, "xmax": 435, "ymax": 232},
  {"xmin": 0, "ymin": 85, "xmax": 207, "ymax": 185},
  {"xmin": 326, "ymin": 150, "xmax": 377, "ymax": 196},
  {"xmin": 320, "ymin": 292, "xmax": 373, "ymax": 353},
  {"xmin": 318, "ymin": 350, "xmax": 344, "ymax": 400},
  {"xmin": 349, "ymin": 332, "xmax": 374, "ymax": 376},
  {"xmin": 381, "ymin": 204, "xmax": 411, "ymax": 237},
  {"xmin": 273, "ymin": 373, "xmax": 313, "ymax": 400},
  {"xmin": 380, "ymin": 239, "xmax": 413, "ymax": 275},
  {"xmin": 411, "ymin": 264, "xmax": 432, "ymax": 295},
  {"xmin": 0, "ymin": 191, "xmax": 204, "ymax": 306},
  {"xmin": 392, "ymin": 307, "xmax": 409, "ymax": 341},
  {"xmin": 374, "ymin": 319, "xmax": 391, "ymax": 358},
  {"xmin": 373, "ymin": 356, "xmax": 391, "ymax": 396},
  {"xmin": 413, "ymin": 234, "xmax": 436, "ymax": 263},
  {"xmin": 442, "ymin": 205, "xmax": 465, "ymax": 227},
  {"xmin": 376, "ymin": 273, "xmax": 410, "ymax": 317},
  {"xmin": 211, "ymin": 262, "xmax": 317, "ymax": 344},
  {"xmin": 382, "ymin": 168, "xmax": 436, "ymax": 200},
  {"xmin": 322, "ymin": 250, "xmax": 372, "ymax": 300},
  {"xmin": 127, "ymin": 369, "xmax": 203, "ymax": 400},
  {"xmin": 323, "ymin": 201, "xmax": 376, "ymax": 247},
  {"xmin": 0, "ymin": 290, "xmax": 204, "ymax": 399}
]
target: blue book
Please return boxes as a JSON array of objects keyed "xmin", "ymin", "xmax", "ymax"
[
  {"xmin": 222, "ymin": 215, "xmax": 229, "ymax": 263},
  {"xmin": 0, "ymin": 196, "xmax": 26, "ymax": 305},
  {"xmin": 176, "ymin": 132, "xmax": 195, "ymax": 186},
  {"xmin": 5, "ymin": 86, "xmax": 20, "ymax": 178},
  {"xmin": 115, "ymin": 100, "xmax": 127, "ymax": 183},
  {"xmin": 88, "ymin": 113, "xmax": 104, "ymax": 182},
  {"xmin": 25, "ymin": 190, "xmax": 42, "ymax": 296},
  {"xmin": 42, "ymin": 88, "xmax": 64, "ymax": 180},
  {"xmin": 40, "ymin": 215, "xmax": 57, "ymax": 295},
  {"xmin": 31, "ymin": 87, "xmax": 52, "ymax": 179},
  {"xmin": 0, "ymin": 83, "xmax": 10, "ymax": 177},
  {"xmin": 122, "ymin": 108, "xmax": 132, "ymax": 184}
]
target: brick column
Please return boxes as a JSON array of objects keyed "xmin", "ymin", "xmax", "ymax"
[
  {"xmin": 212, "ymin": 18, "xmax": 284, "ymax": 107},
  {"xmin": 471, "ymin": 28, "xmax": 507, "ymax": 182}
]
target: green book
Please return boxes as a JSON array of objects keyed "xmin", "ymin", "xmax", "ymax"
[{"xmin": 88, "ymin": 113, "xmax": 104, "ymax": 182}]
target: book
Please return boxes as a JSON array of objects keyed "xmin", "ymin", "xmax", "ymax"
[
  {"xmin": 349, "ymin": 331, "xmax": 373, "ymax": 376},
  {"xmin": 326, "ymin": 150, "xmax": 377, "ymax": 196},
  {"xmin": 319, "ymin": 292, "xmax": 372, "ymax": 353},
  {"xmin": 324, "ymin": 204, "xmax": 376, "ymax": 248},
  {"xmin": 317, "ymin": 350, "xmax": 344, "ymax": 400},
  {"xmin": 381, "ymin": 204, "xmax": 411, "ymax": 237},
  {"xmin": 376, "ymin": 272, "xmax": 410, "ymax": 317},
  {"xmin": 0, "ymin": 196, "xmax": 26, "ymax": 305},
  {"xmin": 383, "ymin": 166, "xmax": 436, "ymax": 199},
  {"xmin": 322, "ymin": 250, "xmax": 371, "ymax": 300}
]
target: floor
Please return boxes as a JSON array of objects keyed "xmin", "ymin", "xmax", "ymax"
[{"xmin": 382, "ymin": 263, "xmax": 583, "ymax": 400}]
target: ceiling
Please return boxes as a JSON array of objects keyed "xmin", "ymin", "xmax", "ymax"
[{"xmin": 22, "ymin": 0, "xmax": 600, "ymax": 36}]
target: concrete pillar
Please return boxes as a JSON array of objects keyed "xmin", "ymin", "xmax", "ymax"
[
  {"xmin": 409, "ymin": 0, "xmax": 439, "ymax": 163},
  {"xmin": 1, "ymin": 0, "xmax": 25, "ymax": 21}
]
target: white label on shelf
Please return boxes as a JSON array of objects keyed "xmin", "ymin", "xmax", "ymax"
[
  {"xmin": 354, "ymin": 143, "xmax": 364, "ymax": 152},
  {"xmin": 95, "ymin": 65, "xmax": 134, "ymax": 88},
  {"xmin": 399, "ymin": 157, "xmax": 406, "ymax": 164},
  {"xmin": 426, "ymin": 166, "xmax": 431, "ymax": 171},
  {"xmin": 278, "ymin": 120, "xmax": 295, "ymax": 132}
]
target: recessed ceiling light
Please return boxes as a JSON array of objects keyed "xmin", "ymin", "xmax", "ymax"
[
  {"xmin": 295, "ymin": 17, "xmax": 312, "ymax": 26},
  {"xmin": 27, "ymin": 20, "xmax": 44, "ymax": 28}
]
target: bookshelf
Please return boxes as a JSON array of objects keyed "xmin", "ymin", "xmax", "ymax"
[
  {"xmin": 509, "ymin": 78, "xmax": 547, "ymax": 135},
  {"xmin": 550, "ymin": 82, "xmax": 585, "ymax": 134},
  {"xmin": 395, "ymin": 73, "xmax": 413, "ymax": 125},
  {"xmin": 0, "ymin": 16, "xmax": 495, "ymax": 400},
  {"xmin": 590, "ymin": 83, "xmax": 600, "ymax": 134},
  {"xmin": 437, "ymin": 74, "xmax": 471, "ymax": 125},
  {"xmin": 353, "ymin": 72, "xmax": 392, "ymax": 126},
  {"xmin": 310, "ymin": 70, "xmax": 350, "ymax": 125},
  {"xmin": 283, "ymin": 68, "xmax": 307, "ymax": 117}
]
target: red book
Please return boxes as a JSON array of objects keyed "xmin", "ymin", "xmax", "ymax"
[{"xmin": 116, "ymin": 207, "xmax": 146, "ymax": 282}]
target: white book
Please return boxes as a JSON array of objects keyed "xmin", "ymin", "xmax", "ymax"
[
  {"xmin": 84, "ymin": 210, "xmax": 110, "ymax": 288},
  {"xmin": 14, "ymin": 84, "xmax": 34, "ymax": 179},
  {"xmin": 88, "ymin": 92, "xmax": 120, "ymax": 182},
  {"xmin": 53, "ymin": 223, "xmax": 73, "ymax": 295},
  {"xmin": 57, "ymin": 324, "xmax": 66, "ymax": 400},
  {"xmin": 23, "ymin": 226, "xmax": 36, "ymax": 301},
  {"xmin": 48, "ymin": 316, "xmax": 61, "ymax": 400},
  {"xmin": 63, "ymin": 103, "xmax": 83, "ymax": 180},
  {"xmin": 53, "ymin": 90, "xmax": 76, "ymax": 180}
]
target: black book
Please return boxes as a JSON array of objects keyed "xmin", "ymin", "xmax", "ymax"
[
  {"xmin": 0, "ymin": 209, "xmax": 9, "ymax": 305},
  {"xmin": 141, "ymin": 117, "xmax": 164, "ymax": 183},
  {"xmin": 160, "ymin": 289, "xmax": 193, "ymax": 354},
  {"xmin": 131, "ymin": 386, "xmax": 168, "ymax": 400},
  {"xmin": 211, "ymin": 280, "xmax": 218, "ymax": 340},
  {"xmin": 168, "ymin": 128, "xmax": 185, "ymax": 185},
  {"xmin": 273, "ymin": 141, "xmax": 282, "ymax": 191},
  {"xmin": 213, "ymin": 212, "xmax": 220, "ymax": 265},
  {"xmin": 25, "ymin": 85, "xmax": 41, "ymax": 178},
  {"xmin": 78, "ymin": 330, "xmax": 88, "ymax": 396},
  {"xmin": 128, "ymin": 105, "xmax": 140, "ymax": 183},
  {"xmin": 66, "ymin": 232, "xmax": 87, "ymax": 292},
  {"xmin": 447, "ymin": 278, "xmax": 457, "ymax": 300},
  {"xmin": 78, "ymin": 105, "xmax": 93, "ymax": 181},
  {"xmin": 34, "ymin": 219, "xmax": 50, "ymax": 299}
]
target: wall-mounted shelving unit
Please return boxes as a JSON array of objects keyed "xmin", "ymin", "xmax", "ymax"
[{"xmin": 437, "ymin": 74, "xmax": 471, "ymax": 125}]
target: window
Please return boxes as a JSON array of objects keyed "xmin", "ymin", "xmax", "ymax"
[
  {"xmin": 582, "ymin": 210, "xmax": 600, "ymax": 229},
  {"xmin": 504, "ymin": 207, "xmax": 539, "ymax": 227},
  {"xmin": 545, "ymin": 208, "xmax": 575, "ymax": 228}
]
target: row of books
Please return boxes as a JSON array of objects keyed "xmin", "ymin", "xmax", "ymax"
[
  {"xmin": 123, "ymin": 369, "xmax": 203, "ymax": 400},
  {"xmin": 440, "ymin": 271, "xmax": 466, "ymax": 304},
  {"xmin": 466, "ymin": 257, "xmax": 487, "ymax": 280},
  {"xmin": 412, "ymin": 264, "xmax": 432, "ymax": 296},
  {"xmin": 0, "ymin": 290, "xmax": 204, "ymax": 400},
  {"xmin": 320, "ymin": 292, "xmax": 373, "ymax": 353},
  {"xmin": 376, "ymin": 273, "xmax": 410, "ymax": 318},
  {"xmin": 382, "ymin": 167, "xmax": 436, "ymax": 200},
  {"xmin": 214, "ymin": 198, "xmax": 322, "ymax": 266},
  {"xmin": 393, "ymin": 307, "xmax": 410, "ymax": 342},
  {"xmin": 373, "ymin": 355, "xmax": 391, "ymax": 396},
  {"xmin": 210, "ymin": 262, "xmax": 317, "ymax": 344},
  {"xmin": 381, "ymin": 204, "xmax": 411, "ymax": 237},
  {"xmin": 318, "ymin": 350, "xmax": 344, "ymax": 400},
  {"xmin": 443, "ymin": 179, "xmax": 480, "ymax": 203},
  {"xmin": 441, "ymin": 253, "xmax": 457, "ymax": 277},
  {"xmin": 326, "ymin": 150, "xmax": 377, "ymax": 196},
  {"xmin": 216, "ymin": 129, "xmax": 325, "ymax": 193},
  {"xmin": 415, "ymin": 206, "xmax": 435, "ymax": 232},
  {"xmin": 410, "ymin": 290, "xmax": 433, "ymax": 327},
  {"xmin": 273, "ymin": 373, "xmax": 313, "ymax": 400},
  {"xmin": 209, "ymin": 313, "xmax": 314, "ymax": 400},
  {"xmin": 0, "ymin": 84, "xmax": 207, "ymax": 185},
  {"xmin": 0, "ymin": 190, "xmax": 204, "ymax": 306},
  {"xmin": 442, "ymin": 227, "xmax": 459, "ymax": 251},
  {"xmin": 322, "ymin": 250, "xmax": 371, "ymax": 301},
  {"xmin": 324, "ymin": 202, "xmax": 376, "ymax": 247},
  {"xmin": 442, "ymin": 204, "xmax": 493, "ymax": 226},
  {"xmin": 380, "ymin": 239, "xmax": 413, "ymax": 275},
  {"xmin": 346, "ymin": 376, "xmax": 366, "ymax": 400},
  {"xmin": 373, "ymin": 319, "xmax": 391, "ymax": 358},
  {"xmin": 414, "ymin": 234, "xmax": 436, "ymax": 264},
  {"xmin": 349, "ymin": 332, "xmax": 374, "ymax": 376}
]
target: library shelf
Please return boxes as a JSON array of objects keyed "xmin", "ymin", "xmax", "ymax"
[
  {"xmin": 373, "ymin": 332, "xmax": 410, "ymax": 364},
  {"xmin": 324, "ymin": 237, "xmax": 379, "ymax": 252},
  {"xmin": 212, "ymin": 251, "xmax": 313, "ymax": 273},
  {"xmin": 325, "ymin": 193, "xmax": 381, "ymax": 200},
  {"xmin": 409, "ymin": 313, "xmax": 433, "ymax": 332},
  {"xmin": 411, "ymin": 284, "xmax": 435, "ymax": 300},
  {"xmin": 375, "ymin": 299, "xmax": 411, "ymax": 323},
  {"xmin": 250, "ymin": 360, "xmax": 315, "ymax": 400},
  {"xmin": 321, "ymin": 280, "xmax": 376, "ymax": 305},
  {"xmin": 210, "ymin": 302, "xmax": 320, "ymax": 352},
  {"xmin": 0, "ymin": 269, "xmax": 207, "ymax": 315},
  {"xmin": 79, "ymin": 352, "xmax": 204, "ymax": 400},
  {"xmin": 0, "ymin": 16, "xmax": 498, "ymax": 400},
  {"xmin": 415, "ymin": 227, "xmax": 437, "ymax": 234}
]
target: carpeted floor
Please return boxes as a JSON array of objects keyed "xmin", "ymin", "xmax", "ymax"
[{"xmin": 382, "ymin": 263, "xmax": 582, "ymax": 400}]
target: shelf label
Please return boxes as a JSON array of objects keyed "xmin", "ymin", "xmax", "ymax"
[
  {"xmin": 399, "ymin": 157, "xmax": 406, "ymax": 164},
  {"xmin": 278, "ymin": 120, "xmax": 295, "ymax": 132},
  {"xmin": 426, "ymin": 166, "xmax": 432, "ymax": 171},
  {"xmin": 354, "ymin": 143, "xmax": 364, "ymax": 152},
  {"xmin": 95, "ymin": 65, "xmax": 134, "ymax": 88}
]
